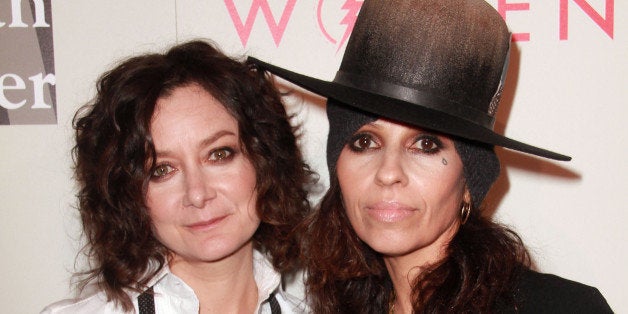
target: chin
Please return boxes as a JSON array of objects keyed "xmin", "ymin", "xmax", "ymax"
[
  {"xmin": 172, "ymin": 237, "xmax": 252, "ymax": 264},
  {"xmin": 204, "ymin": 238, "xmax": 253, "ymax": 261},
  {"xmin": 369, "ymin": 243, "xmax": 418, "ymax": 257},
  {"xmin": 360, "ymin": 233, "xmax": 416, "ymax": 256}
]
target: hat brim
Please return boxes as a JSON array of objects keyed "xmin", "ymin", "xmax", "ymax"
[{"xmin": 249, "ymin": 57, "xmax": 571, "ymax": 161}]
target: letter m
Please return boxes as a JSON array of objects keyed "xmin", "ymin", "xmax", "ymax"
[
  {"xmin": 560, "ymin": 0, "xmax": 614, "ymax": 40},
  {"xmin": 224, "ymin": 0, "xmax": 297, "ymax": 47}
]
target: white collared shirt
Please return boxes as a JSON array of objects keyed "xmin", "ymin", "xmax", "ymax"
[{"xmin": 41, "ymin": 250, "xmax": 307, "ymax": 313}]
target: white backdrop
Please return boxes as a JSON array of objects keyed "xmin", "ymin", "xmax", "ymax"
[{"xmin": 0, "ymin": 1, "xmax": 626, "ymax": 313}]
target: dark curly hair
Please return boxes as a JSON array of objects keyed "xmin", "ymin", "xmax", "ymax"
[
  {"xmin": 73, "ymin": 40, "xmax": 313, "ymax": 311},
  {"xmin": 303, "ymin": 176, "xmax": 530, "ymax": 313}
]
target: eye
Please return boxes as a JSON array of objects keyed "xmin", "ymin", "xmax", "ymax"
[
  {"xmin": 415, "ymin": 136, "xmax": 442, "ymax": 153},
  {"xmin": 347, "ymin": 133, "xmax": 379, "ymax": 152},
  {"xmin": 413, "ymin": 135, "xmax": 442, "ymax": 154},
  {"xmin": 209, "ymin": 147, "xmax": 234, "ymax": 161},
  {"xmin": 151, "ymin": 164, "xmax": 175, "ymax": 178}
]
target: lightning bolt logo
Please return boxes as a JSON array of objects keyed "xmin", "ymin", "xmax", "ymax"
[
  {"xmin": 316, "ymin": 0, "xmax": 364, "ymax": 52},
  {"xmin": 338, "ymin": 0, "xmax": 363, "ymax": 52}
]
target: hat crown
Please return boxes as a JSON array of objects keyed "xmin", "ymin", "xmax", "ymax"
[
  {"xmin": 246, "ymin": 0, "xmax": 571, "ymax": 161},
  {"xmin": 339, "ymin": 0, "xmax": 510, "ymax": 118}
]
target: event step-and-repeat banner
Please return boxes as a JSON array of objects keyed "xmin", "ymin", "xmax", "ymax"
[{"xmin": 1, "ymin": 1, "xmax": 625, "ymax": 313}]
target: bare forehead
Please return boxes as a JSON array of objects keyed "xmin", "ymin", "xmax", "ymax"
[
  {"xmin": 152, "ymin": 85, "xmax": 229, "ymax": 120},
  {"xmin": 150, "ymin": 85, "xmax": 239, "ymax": 141}
]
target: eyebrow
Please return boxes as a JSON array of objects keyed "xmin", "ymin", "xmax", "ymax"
[
  {"xmin": 360, "ymin": 120, "xmax": 384, "ymax": 130},
  {"xmin": 361, "ymin": 120, "xmax": 426, "ymax": 133},
  {"xmin": 154, "ymin": 130, "xmax": 237, "ymax": 158}
]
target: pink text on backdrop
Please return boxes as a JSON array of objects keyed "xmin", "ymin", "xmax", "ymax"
[
  {"xmin": 498, "ymin": 0, "xmax": 614, "ymax": 41},
  {"xmin": 225, "ymin": 0, "xmax": 615, "ymax": 48},
  {"xmin": 560, "ymin": 0, "xmax": 614, "ymax": 40},
  {"xmin": 497, "ymin": 0, "xmax": 531, "ymax": 41},
  {"xmin": 224, "ymin": 0, "xmax": 297, "ymax": 47}
]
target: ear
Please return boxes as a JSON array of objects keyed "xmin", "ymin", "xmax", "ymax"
[{"xmin": 463, "ymin": 187, "xmax": 472, "ymax": 205}]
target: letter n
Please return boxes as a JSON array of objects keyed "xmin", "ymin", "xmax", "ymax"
[{"xmin": 560, "ymin": 0, "xmax": 614, "ymax": 40}]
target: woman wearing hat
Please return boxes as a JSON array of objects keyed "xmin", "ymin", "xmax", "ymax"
[{"xmin": 250, "ymin": 0, "xmax": 612, "ymax": 312}]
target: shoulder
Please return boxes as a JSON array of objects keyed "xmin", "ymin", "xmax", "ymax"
[
  {"xmin": 512, "ymin": 269, "xmax": 613, "ymax": 314},
  {"xmin": 40, "ymin": 280, "xmax": 138, "ymax": 314},
  {"xmin": 40, "ymin": 290, "xmax": 124, "ymax": 314}
]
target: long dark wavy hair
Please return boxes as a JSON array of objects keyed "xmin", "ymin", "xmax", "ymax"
[
  {"xmin": 73, "ymin": 40, "xmax": 313, "ymax": 311},
  {"xmin": 304, "ymin": 176, "xmax": 531, "ymax": 313}
]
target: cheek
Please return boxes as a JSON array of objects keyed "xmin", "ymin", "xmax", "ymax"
[
  {"xmin": 336, "ymin": 151, "xmax": 364, "ymax": 206},
  {"xmin": 145, "ymin": 189, "xmax": 170, "ymax": 222},
  {"xmin": 145, "ymin": 203, "xmax": 173, "ymax": 236},
  {"xmin": 337, "ymin": 182, "xmax": 360, "ymax": 228},
  {"xmin": 245, "ymin": 191, "xmax": 261, "ymax": 223},
  {"xmin": 234, "ymin": 160, "xmax": 260, "ymax": 220},
  {"xmin": 144, "ymin": 203, "xmax": 172, "ymax": 245},
  {"xmin": 415, "ymin": 160, "xmax": 466, "ymax": 212},
  {"xmin": 145, "ymin": 178, "xmax": 182, "ymax": 212},
  {"xmin": 144, "ymin": 177, "xmax": 191, "ymax": 233},
  {"xmin": 337, "ymin": 167, "xmax": 367, "ymax": 233}
]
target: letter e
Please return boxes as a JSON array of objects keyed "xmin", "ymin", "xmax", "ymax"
[{"xmin": 0, "ymin": 73, "xmax": 26, "ymax": 109}]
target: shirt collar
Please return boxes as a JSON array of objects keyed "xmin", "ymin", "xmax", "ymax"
[
  {"xmin": 252, "ymin": 249, "xmax": 282, "ymax": 306},
  {"xmin": 136, "ymin": 249, "xmax": 283, "ymax": 306}
]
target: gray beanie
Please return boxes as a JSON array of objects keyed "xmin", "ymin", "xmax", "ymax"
[{"xmin": 327, "ymin": 99, "xmax": 500, "ymax": 209}]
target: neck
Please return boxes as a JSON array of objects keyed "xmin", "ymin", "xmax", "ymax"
[
  {"xmin": 384, "ymin": 255, "xmax": 422, "ymax": 314},
  {"xmin": 383, "ymin": 223, "xmax": 458, "ymax": 314},
  {"xmin": 168, "ymin": 241, "xmax": 259, "ymax": 314}
]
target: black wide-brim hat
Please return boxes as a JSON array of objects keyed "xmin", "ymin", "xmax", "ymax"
[{"xmin": 248, "ymin": 0, "xmax": 571, "ymax": 161}]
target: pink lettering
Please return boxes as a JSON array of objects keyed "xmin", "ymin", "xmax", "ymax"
[
  {"xmin": 560, "ymin": 0, "xmax": 614, "ymax": 40},
  {"xmin": 497, "ymin": 0, "xmax": 530, "ymax": 42},
  {"xmin": 224, "ymin": 0, "xmax": 297, "ymax": 47}
]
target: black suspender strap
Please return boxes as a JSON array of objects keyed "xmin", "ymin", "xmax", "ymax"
[
  {"xmin": 137, "ymin": 286, "xmax": 155, "ymax": 314},
  {"xmin": 266, "ymin": 291, "xmax": 282, "ymax": 314},
  {"xmin": 137, "ymin": 286, "xmax": 282, "ymax": 314}
]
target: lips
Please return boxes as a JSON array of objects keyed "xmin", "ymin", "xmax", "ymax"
[
  {"xmin": 185, "ymin": 215, "xmax": 229, "ymax": 231},
  {"xmin": 367, "ymin": 201, "xmax": 416, "ymax": 223}
]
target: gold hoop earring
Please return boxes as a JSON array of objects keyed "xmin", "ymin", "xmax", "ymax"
[{"xmin": 460, "ymin": 202, "xmax": 471, "ymax": 225}]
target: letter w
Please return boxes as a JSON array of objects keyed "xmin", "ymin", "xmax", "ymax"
[{"xmin": 224, "ymin": 0, "xmax": 297, "ymax": 47}]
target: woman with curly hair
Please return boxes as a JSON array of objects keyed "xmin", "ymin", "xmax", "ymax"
[
  {"xmin": 249, "ymin": 0, "xmax": 612, "ymax": 312},
  {"xmin": 42, "ymin": 40, "xmax": 312, "ymax": 313}
]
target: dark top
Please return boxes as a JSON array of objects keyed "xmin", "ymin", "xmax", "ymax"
[{"xmin": 500, "ymin": 269, "xmax": 613, "ymax": 313}]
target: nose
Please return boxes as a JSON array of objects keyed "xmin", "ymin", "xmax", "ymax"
[
  {"xmin": 182, "ymin": 166, "xmax": 216, "ymax": 208},
  {"xmin": 374, "ymin": 148, "xmax": 408, "ymax": 187}
]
